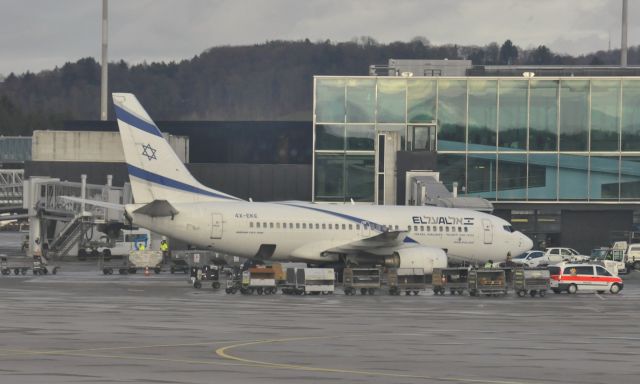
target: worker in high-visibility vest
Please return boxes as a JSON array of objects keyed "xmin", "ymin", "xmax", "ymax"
[
  {"xmin": 137, "ymin": 242, "xmax": 146, "ymax": 251},
  {"xmin": 160, "ymin": 239, "xmax": 170, "ymax": 264}
]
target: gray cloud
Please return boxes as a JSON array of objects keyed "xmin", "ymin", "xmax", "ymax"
[{"xmin": 1, "ymin": 0, "xmax": 638, "ymax": 76}]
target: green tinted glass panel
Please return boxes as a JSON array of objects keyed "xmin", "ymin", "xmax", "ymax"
[
  {"xmin": 314, "ymin": 153, "xmax": 345, "ymax": 201},
  {"xmin": 622, "ymin": 80, "xmax": 640, "ymax": 151},
  {"xmin": 345, "ymin": 155, "xmax": 375, "ymax": 202},
  {"xmin": 497, "ymin": 154, "xmax": 527, "ymax": 200},
  {"xmin": 346, "ymin": 78, "xmax": 376, "ymax": 123},
  {"xmin": 559, "ymin": 154, "xmax": 588, "ymax": 199},
  {"xmin": 468, "ymin": 79, "xmax": 497, "ymax": 149},
  {"xmin": 377, "ymin": 79, "xmax": 406, "ymax": 123},
  {"xmin": 590, "ymin": 156, "xmax": 619, "ymax": 200},
  {"xmin": 528, "ymin": 153, "xmax": 558, "ymax": 200},
  {"xmin": 346, "ymin": 125, "xmax": 375, "ymax": 150},
  {"xmin": 407, "ymin": 79, "xmax": 436, "ymax": 123},
  {"xmin": 316, "ymin": 79, "xmax": 345, "ymax": 123},
  {"xmin": 591, "ymin": 80, "xmax": 620, "ymax": 151},
  {"xmin": 316, "ymin": 124, "xmax": 344, "ymax": 150},
  {"xmin": 437, "ymin": 79, "xmax": 467, "ymax": 150},
  {"xmin": 530, "ymin": 80, "xmax": 558, "ymax": 151},
  {"xmin": 498, "ymin": 80, "xmax": 527, "ymax": 151},
  {"xmin": 437, "ymin": 154, "xmax": 466, "ymax": 192},
  {"xmin": 620, "ymin": 157, "xmax": 640, "ymax": 199},
  {"xmin": 559, "ymin": 80, "xmax": 589, "ymax": 151},
  {"xmin": 467, "ymin": 154, "xmax": 497, "ymax": 199}
]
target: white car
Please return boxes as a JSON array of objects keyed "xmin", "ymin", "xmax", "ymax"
[
  {"xmin": 544, "ymin": 247, "xmax": 590, "ymax": 264},
  {"xmin": 512, "ymin": 250, "xmax": 545, "ymax": 267}
]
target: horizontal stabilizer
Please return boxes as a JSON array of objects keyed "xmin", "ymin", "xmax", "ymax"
[{"xmin": 133, "ymin": 200, "xmax": 179, "ymax": 217}]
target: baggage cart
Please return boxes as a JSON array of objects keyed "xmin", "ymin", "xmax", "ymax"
[
  {"xmin": 432, "ymin": 267, "xmax": 469, "ymax": 295},
  {"xmin": 282, "ymin": 267, "xmax": 303, "ymax": 295},
  {"xmin": 238, "ymin": 267, "xmax": 277, "ymax": 295},
  {"xmin": 99, "ymin": 255, "xmax": 132, "ymax": 275},
  {"xmin": 297, "ymin": 268, "xmax": 335, "ymax": 295},
  {"xmin": 129, "ymin": 250, "xmax": 163, "ymax": 274},
  {"xmin": 0, "ymin": 256, "xmax": 30, "ymax": 275},
  {"xmin": 343, "ymin": 268, "xmax": 381, "ymax": 295},
  {"xmin": 189, "ymin": 264, "xmax": 221, "ymax": 289},
  {"xmin": 468, "ymin": 268, "xmax": 508, "ymax": 296},
  {"xmin": 514, "ymin": 267, "xmax": 550, "ymax": 297},
  {"xmin": 388, "ymin": 268, "xmax": 426, "ymax": 295}
]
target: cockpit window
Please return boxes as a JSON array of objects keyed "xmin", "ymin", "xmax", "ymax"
[{"xmin": 503, "ymin": 225, "xmax": 514, "ymax": 233}]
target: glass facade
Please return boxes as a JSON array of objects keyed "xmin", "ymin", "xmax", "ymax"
[{"xmin": 314, "ymin": 76, "xmax": 640, "ymax": 203}]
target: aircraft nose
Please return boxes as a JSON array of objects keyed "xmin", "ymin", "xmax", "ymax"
[{"xmin": 521, "ymin": 233, "xmax": 533, "ymax": 252}]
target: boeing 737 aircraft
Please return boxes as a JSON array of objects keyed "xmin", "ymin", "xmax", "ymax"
[{"xmin": 105, "ymin": 93, "xmax": 532, "ymax": 273}]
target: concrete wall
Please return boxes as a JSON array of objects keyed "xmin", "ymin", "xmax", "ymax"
[{"xmin": 32, "ymin": 131, "xmax": 189, "ymax": 163}]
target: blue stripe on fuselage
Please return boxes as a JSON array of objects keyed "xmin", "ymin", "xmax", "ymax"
[
  {"xmin": 115, "ymin": 104, "xmax": 163, "ymax": 138},
  {"xmin": 127, "ymin": 164, "xmax": 239, "ymax": 200},
  {"xmin": 277, "ymin": 202, "xmax": 417, "ymax": 243}
]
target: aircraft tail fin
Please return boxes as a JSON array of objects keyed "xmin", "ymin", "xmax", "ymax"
[{"xmin": 112, "ymin": 93, "xmax": 241, "ymax": 204}]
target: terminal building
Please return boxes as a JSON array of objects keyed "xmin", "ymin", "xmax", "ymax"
[{"xmin": 312, "ymin": 61, "xmax": 640, "ymax": 251}]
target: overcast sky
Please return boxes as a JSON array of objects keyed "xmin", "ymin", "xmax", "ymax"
[{"xmin": 0, "ymin": 0, "xmax": 638, "ymax": 76}]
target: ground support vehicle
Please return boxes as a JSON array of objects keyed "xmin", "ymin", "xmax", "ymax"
[
  {"xmin": 387, "ymin": 268, "xmax": 426, "ymax": 295},
  {"xmin": 129, "ymin": 250, "xmax": 163, "ymax": 274},
  {"xmin": 432, "ymin": 267, "xmax": 469, "ymax": 295},
  {"xmin": 99, "ymin": 255, "xmax": 132, "ymax": 275},
  {"xmin": 513, "ymin": 268, "xmax": 550, "ymax": 297},
  {"xmin": 300, "ymin": 268, "xmax": 335, "ymax": 295},
  {"xmin": 281, "ymin": 267, "xmax": 303, "ymax": 295},
  {"xmin": 343, "ymin": 268, "xmax": 381, "ymax": 295},
  {"xmin": 627, "ymin": 243, "xmax": 640, "ymax": 270},
  {"xmin": 169, "ymin": 257, "xmax": 189, "ymax": 274},
  {"xmin": 1, "ymin": 256, "xmax": 58, "ymax": 276},
  {"xmin": 549, "ymin": 263, "xmax": 623, "ymax": 294},
  {"xmin": 189, "ymin": 265, "xmax": 221, "ymax": 289},
  {"xmin": 239, "ymin": 267, "xmax": 277, "ymax": 295},
  {"xmin": 224, "ymin": 276, "xmax": 241, "ymax": 294},
  {"xmin": 468, "ymin": 269, "xmax": 508, "ymax": 297}
]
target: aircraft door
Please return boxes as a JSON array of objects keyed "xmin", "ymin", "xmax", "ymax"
[
  {"xmin": 210, "ymin": 213, "xmax": 223, "ymax": 239},
  {"xmin": 482, "ymin": 219, "xmax": 493, "ymax": 244}
]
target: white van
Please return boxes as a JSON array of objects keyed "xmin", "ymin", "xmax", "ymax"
[
  {"xmin": 78, "ymin": 228, "xmax": 150, "ymax": 260},
  {"xmin": 549, "ymin": 263, "xmax": 623, "ymax": 294}
]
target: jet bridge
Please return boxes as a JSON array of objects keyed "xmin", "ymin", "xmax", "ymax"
[{"xmin": 23, "ymin": 175, "xmax": 131, "ymax": 260}]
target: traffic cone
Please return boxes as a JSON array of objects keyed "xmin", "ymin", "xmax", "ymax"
[{"xmin": 144, "ymin": 266, "xmax": 150, "ymax": 276}]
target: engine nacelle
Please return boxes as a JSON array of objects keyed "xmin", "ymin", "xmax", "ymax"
[{"xmin": 385, "ymin": 247, "xmax": 448, "ymax": 274}]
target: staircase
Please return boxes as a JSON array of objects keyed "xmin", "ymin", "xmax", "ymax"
[{"xmin": 47, "ymin": 213, "xmax": 93, "ymax": 260}]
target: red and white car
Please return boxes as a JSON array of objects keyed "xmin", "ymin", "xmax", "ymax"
[{"xmin": 549, "ymin": 263, "xmax": 623, "ymax": 294}]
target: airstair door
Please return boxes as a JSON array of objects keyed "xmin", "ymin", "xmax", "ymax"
[
  {"xmin": 210, "ymin": 213, "xmax": 223, "ymax": 239},
  {"xmin": 482, "ymin": 219, "xmax": 493, "ymax": 244}
]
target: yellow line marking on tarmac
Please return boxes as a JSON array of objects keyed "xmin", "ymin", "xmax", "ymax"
[{"xmin": 215, "ymin": 336, "xmax": 538, "ymax": 384}]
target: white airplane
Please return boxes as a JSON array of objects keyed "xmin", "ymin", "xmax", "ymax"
[{"xmin": 106, "ymin": 93, "xmax": 532, "ymax": 273}]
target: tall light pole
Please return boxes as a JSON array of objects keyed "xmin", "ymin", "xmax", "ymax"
[
  {"xmin": 100, "ymin": 0, "xmax": 108, "ymax": 120},
  {"xmin": 621, "ymin": 0, "xmax": 628, "ymax": 67}
]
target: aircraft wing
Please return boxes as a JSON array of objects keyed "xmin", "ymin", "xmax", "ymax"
[{"xmin": 324, "ymin": 230, "xmax": 411, "ymax": 253}]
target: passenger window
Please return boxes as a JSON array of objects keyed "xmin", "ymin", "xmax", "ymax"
[
  {"xmin": 596, "ymin": 267, "xmax": 612, "ymax": 276},
  {"xmin": 256, "ymin": 222, "xmax": 261, "ymax": 228},
  {"xmin": 328, "ymin": 224, "xmax": 332, "ymax": 229},
  {"xmin": 249, "ymin": 222, "xmax": 253, "ymax": 228},
  {"xmin": 315, "ymin": 223, "xmax": 320, "ymax": 229},
  {"xmin": 440, "ymin": 226, "xmax": 443, "ymax": 232},
  {"xmin": 349, "ymin": 224, "xmax": 353, "ymax": 230},
  {"xmin": 322, "ymin": 224, "xmax": 326, "ymax": 229},
  {"xmin": 289, "ymin": 223, "xmax": 293, "ymax": 229},
  {"xmin": 282, "ymin": 222, "xmax": 286, "ymax": 228},
  {"xmin": 446, "ymin": 227, "xmax": 449, "ymax": 232},
  {"xmin": 414, "ymin": 226, "xmax": 418, "ymax": 231},
  {"xmin": 276, "ymin": 223, "xmax": 280, "ymax": 229},
  {"xmin": 408, "ymin": 226, "xmax": 412, "ymax": 231},
  {"xmin": 356, "ymin": 224, "xmax": 360, "ymax": 230},
  {"xmin": 426, "ymin": 226, "xmax": 430, "ymax": 232},
  {"xmin": 263, "ymin": 222, "xmax": 267, "ymax": 228},
  {"xmin": 309, "ymin": 223, "xmax": 313, "ymax": 229},
  {"xmin": 452, "ymin": 227, "xmax": 456, "ymax": 233},
  {"xmin": 420, "ymin": 226, "xmax": 424, "ymax": 231},
  {"xmin": 342, "ymin": 224, "xmax": 346, "ymax": 230},
  {"xmin": 296, "ymin": 223, "xmax": 300, "ymax": 229},
  {"xmin": 302, "ymin": 223, "xmax": 306, "ymax": 229},
  {"xmin": 395, "ymin": 225, "xmax": 399, "ymax": 230},
  {"xmin": 574, "ymin": 266, "xmax": 594, "ymax": 275},
  {"xmin": 464, "ymin": 227, "xmax": 468, "ymax": 232},
  {"xmin": 458, "ymin": 226, "xmax": 462, "ymax": 232}
]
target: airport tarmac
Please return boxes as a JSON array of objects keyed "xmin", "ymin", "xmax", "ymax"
[{"xmin": 0, "ymin": 262, "xmax": 639, "ymax": 384}]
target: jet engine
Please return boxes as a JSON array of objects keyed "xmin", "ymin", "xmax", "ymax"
[{"xmin": 383, "ymin": 247, "xmax": 448, "ymax": 274}]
